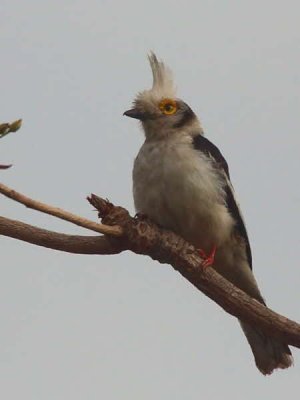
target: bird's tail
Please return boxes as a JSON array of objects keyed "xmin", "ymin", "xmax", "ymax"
[{"xmin": 240, "ymin": 321, "xmax": 293, "ymax": 375}]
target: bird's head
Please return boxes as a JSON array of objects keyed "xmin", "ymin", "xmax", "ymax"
[{"xmin": 124, "ymin": 52, "xmax": 202, "ymax": 140}]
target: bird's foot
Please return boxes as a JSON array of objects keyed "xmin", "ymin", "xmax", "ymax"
[{"xmin": 199, "ymin": 245, "xmax": 217, "ymax": 268}]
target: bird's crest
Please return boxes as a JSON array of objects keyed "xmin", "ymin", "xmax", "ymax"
[{"xmin": 147, "ymin": 52, "xmax": 176, "ymax": 99}]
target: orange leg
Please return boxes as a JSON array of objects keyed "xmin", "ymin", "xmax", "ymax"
[{"xmin": 199, "ymin": 245, "xmax": 217, "ymax": 268}]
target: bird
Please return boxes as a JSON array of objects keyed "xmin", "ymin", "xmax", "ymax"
[{"xmin": 123, "ymin": 52, "xmax": 293, "ymax": 375}]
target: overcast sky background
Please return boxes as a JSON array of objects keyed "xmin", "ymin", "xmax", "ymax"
[{"xmin": 1, "ymin": 1, "xmax": 300, "ymax": 399}]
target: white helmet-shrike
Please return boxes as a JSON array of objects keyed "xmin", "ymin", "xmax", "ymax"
[{"xmin": 124, "ymin": 52, "xmax": 293, "ymax": 374}]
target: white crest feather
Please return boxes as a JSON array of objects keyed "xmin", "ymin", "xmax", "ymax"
[{"xmin": 147, "ymin": 52, "xmax": 176, "ymax": 98}]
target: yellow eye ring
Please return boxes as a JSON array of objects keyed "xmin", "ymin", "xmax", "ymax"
[{"xmin": 159, "ymin": 98, "xmax": 177, "ymax": 115}]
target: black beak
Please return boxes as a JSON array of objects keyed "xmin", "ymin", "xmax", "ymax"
[{"xmin": 123, "ymin": 108, "xmax": 148, "ymax": 121}]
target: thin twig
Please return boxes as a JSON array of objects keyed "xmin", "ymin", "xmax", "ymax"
[
  {"xmin": 0, "ymin": 165, "xmax": 12, "ymax": 170},
  {"xmin": 0, "ymin": 182, "xmax": 123, "ymax": 236},
  {"xmin": 0, "ymin": 119, "xmax": 22, "ymax": 138}
]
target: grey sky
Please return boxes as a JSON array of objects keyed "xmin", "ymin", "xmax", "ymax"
[{"xmin": 1, "ymin": 1, "xmax": 300, "ymax": 398}]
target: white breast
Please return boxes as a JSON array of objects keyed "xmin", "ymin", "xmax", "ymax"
[{"xmin": 133, "ymin": 135, "xmax": 234, "ymax": 251}]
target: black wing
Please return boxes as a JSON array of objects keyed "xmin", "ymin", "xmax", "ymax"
[{"xmin": 192, "ymin": 134, "xmax": 252, "ymax": 269}]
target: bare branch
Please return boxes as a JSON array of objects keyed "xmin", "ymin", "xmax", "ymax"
[
  {"xmin": 88, "ymin": 194, "xmax": 300, "ymax": 349},
  {"xmin": 1, "ymin": 186, "xmax": 299, "ymax": 350},
  {"xmin": 0, "ymin": 216, "xmax": 125, "ymax": 254},
  {"xmin": 0, "ymin": 182, "xmax": 122, "ymax": 236}
]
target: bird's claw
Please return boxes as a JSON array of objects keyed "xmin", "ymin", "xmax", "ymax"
[{"xmin": 199, "ymin": 245, "xmax": 217, "ymax": 268}]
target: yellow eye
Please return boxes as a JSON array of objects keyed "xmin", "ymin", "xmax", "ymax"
[{"xmin": 159, "ymin": 98, "xmax": 177, "ymax": 115}]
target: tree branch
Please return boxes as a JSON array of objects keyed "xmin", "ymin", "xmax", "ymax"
[
  {"xmin": 0, "ymin": 216, "xmax": 125, "ymax": 254},
  {"xmin": 0, "ymin": 182, "xmax": 122, "ymax": 236},
  {"xmin": 87, "ymin": 194, "xmax": 300, "ymax": 349},
  {"xmin": 0, "ymin": 184, "xmax": 299, "ymax": 350}
]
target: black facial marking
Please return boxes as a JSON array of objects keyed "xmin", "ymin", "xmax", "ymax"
[{"xmin": 173, "ymin": 106, "xmax": 196, "ymax": 128}]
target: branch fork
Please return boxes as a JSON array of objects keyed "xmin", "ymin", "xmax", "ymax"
[{"xmin": 0, "ymin": 183, "xmax": 300, "ymax": 350}]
